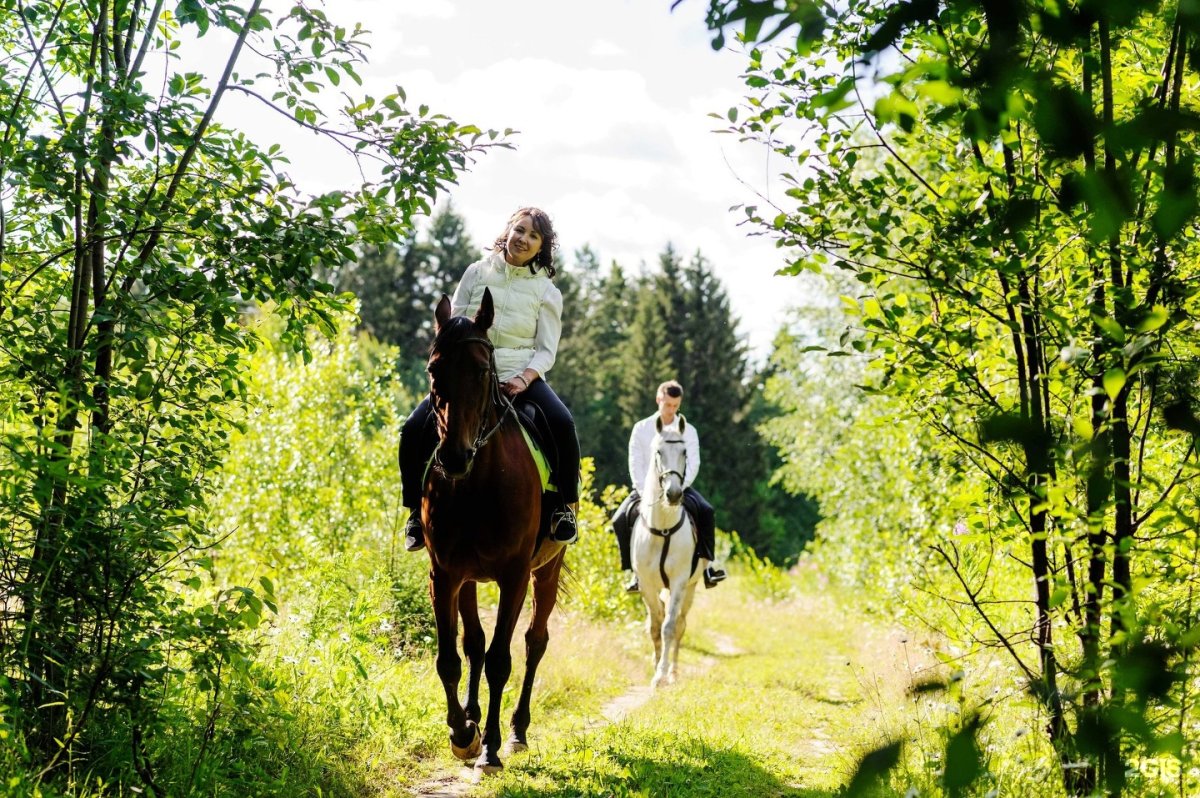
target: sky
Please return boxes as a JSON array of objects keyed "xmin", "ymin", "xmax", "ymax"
[{"xmin": 204, "ymin": 0, "xmax": 811, "ymax": 362}]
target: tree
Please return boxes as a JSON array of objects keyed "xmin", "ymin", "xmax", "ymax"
[
  {"xmin": 338, "ymin": 203, "xmax": 477, "ymax": 390},
  {"xmin": 557, "ymin": 258, "xmax": 638, "ymax": 493},
  {"xmin": 0, "ymin": 0, "xmax": 501, "ymax": 784},
  {"xmin": 699, "ymin": 0, "xmax": 1200, "ymax": 792},
  {"xmin": 340, "ymin": 231, "xmax": 429, "ymax": 343}
]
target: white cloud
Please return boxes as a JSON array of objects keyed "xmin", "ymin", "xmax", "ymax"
[
  {"xmin": 589, "ymin": 39, "xmax": 626, "ymax": 57},
  {"xmin": 391, "ymin": 0, "xmax": 455, "ymax": 20}
]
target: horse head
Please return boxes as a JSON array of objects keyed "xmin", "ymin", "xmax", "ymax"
[
  {"xmin": 651, "ymin": 415, "xmax": 688, "ymax": 505},
  {"xmin": 428, "ymin": 289, "xmax": 497, "ymax": 479}
]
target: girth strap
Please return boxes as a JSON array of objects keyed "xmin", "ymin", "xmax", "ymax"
[{"xmin": 644, "ymin": 513, "xmax": 696, "ymax": 589}]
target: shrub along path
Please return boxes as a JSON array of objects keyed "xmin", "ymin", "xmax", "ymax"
[{"xmin": 400, "ymin": 570, "xmax": 938, "ymax": 798}]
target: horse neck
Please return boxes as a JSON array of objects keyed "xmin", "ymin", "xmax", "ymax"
[{"xmin": 641, "ymin": 462, "xmax": 682, "ymax": 530}]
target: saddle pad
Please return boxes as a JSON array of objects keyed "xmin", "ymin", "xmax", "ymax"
[{"xmin": 518, "ymin": 424, "xmax": 555, "ymax": 493}]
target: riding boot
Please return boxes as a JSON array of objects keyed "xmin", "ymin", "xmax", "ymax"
[
  {"xmin": 551, "ymin": 502, "xmax": 578, "ymax": 543},
  {"xmin": 687, "ymin": 493, "xmax": 726, "ymax": 588},
  {"xmin": 403, "ymin": 513, "xmax": 425, "ymax": 552},
  {"xmin": 703, "ymin": 564, "xmax": 727, "ymax": 588},
  {"xmin": 399, "ymin": 398, "xmax": 437, "ymax": 553},
  {"xmin": 612, "ymin": 505, "xmax": 632, "ymax": 570}
]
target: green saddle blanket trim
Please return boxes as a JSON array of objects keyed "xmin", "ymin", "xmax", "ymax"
[
  {"xmin": 422, "ymin": 425, "xmax": 555, "ymax": 493},
  {"xmin": 518, "ymin": 424, "xmax": 555, "ymax": 492}
]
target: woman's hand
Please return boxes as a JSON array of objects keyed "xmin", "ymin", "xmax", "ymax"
[{"xmin": 501, "ymin": 373, "xmax": 530, "ymax": 398}]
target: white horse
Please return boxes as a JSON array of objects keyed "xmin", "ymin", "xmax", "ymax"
[{"xmin": 631, "ymin": 416, "xmax": 705, "ymax": 688}]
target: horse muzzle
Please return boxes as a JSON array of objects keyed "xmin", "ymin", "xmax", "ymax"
[{"xmin": 434, "ymin": 444, "xmax": 477, "ymax": 480}]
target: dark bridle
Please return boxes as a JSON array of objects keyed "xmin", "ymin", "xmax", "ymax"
[
  {"xmin": 428, "ymin": 330, "xmax": 516, "ymax": 478},
  {"xmin": 653, "ymin": 438, "xmax": 688, "ymax": 496}
]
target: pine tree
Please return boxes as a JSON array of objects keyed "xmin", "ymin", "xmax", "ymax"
[{"xmin": 557, "ymin": 259, "xmax": 637, "ymax": 493}]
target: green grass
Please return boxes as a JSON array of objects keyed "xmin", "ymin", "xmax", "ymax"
[{"xmin": 406, "ymin": 568, "xmax": 922, "ymax": 798}]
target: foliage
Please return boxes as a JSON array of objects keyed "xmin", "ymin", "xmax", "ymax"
[
  {"xmin": 760, "ymin": 306, "xmax": 955, "ymax": 594},
  {"xmin": 0, "ymin": 0, "xmax": 501, "ymax": 787},
  {"xmin": 337, "ymin": 203, "xmax": 480, "ymax": 393},
  {"xmin": 701, "ymin": 0, "xmax": 1200, "ymax": 793}
]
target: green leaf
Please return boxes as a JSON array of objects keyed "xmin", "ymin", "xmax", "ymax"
[
  {"xmin": 915, "ymin": 80, "xmax": 962, "ymax": 105},
  {"xmin": 134, "ymin": 371, "xmax": 154, "ymax": 401},
  {"xmin": 874, "ymin": 92, "xmax": 919, "ymax": 132},
  {"xmin": 811, "ymin": 76, "xmax": 856, "ymax": 114},
  {"xmin": 1102, "ymin": 367, "xmax": 1126, "ymax": 400},
  {"xmin": 1135, "ymin": 306, "xmax": 1169, "ymax": 333},
  {"xmin": 1092, "ymin": 314, "xmax": 1125, "ymax": 343}
]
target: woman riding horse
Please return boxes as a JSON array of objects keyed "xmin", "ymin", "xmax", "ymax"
[
  {"xmin": 399, "ymin": 207, "xmax": 581, "ymax": 548},
  {"xmin": 414, "ymin": 290, "xmax": 570, "ymax": 772}
]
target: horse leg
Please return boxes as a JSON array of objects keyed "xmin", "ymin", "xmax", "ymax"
[
  {"xmin": 641, "ymin": 585, "xmax": 666, "ymax": 688},
  {"xmin": 656, "ymin": 575, "xmax": 695, "ymax": 687},
  {"xmin": 430, "ymin": 570, "xmax": 480, "ymax": 760},
  {"xmin": 509, "ymin": 549, "xmax": 565, "ymax": 753},
  {"xmin": 666, "ymin": 581, "xmax": 700, "ymax": 684},
  {"xmin": 476, "ymin": 570, "xmax": 531, "ymax": 773},
  {"xmin": 459, "ymin": 582, "xmax": 485, "ymax": 726}
]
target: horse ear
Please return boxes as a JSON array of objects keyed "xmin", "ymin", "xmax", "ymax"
[
  {"xmin": 474, "ymin": 288, "xmax": 495, "ymax": 331},
  {"xmin": 656, "ymin": 416, "xmax": 663, "ymax": 433},
  {"xmin": 677, "ymin": 414, "xmax": 686, "ymax": 432},
  {"xmin": 435, "ymin": 294, "xmax": 452, "ymax": 332}
]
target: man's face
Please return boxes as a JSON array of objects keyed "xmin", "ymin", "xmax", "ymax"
[{"xmin": 657, "ymin": 394, "xmax": 682, "ymax": 424}]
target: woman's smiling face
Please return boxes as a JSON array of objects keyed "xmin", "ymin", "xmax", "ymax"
[{"xmin": 504, "ymin": 214, "xmax": 543, "ymax": 267}]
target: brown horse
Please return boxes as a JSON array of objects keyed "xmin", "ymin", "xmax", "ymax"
[{"xmin": 418, "ymin": 288, "xmax": 566, "ymax": 773}]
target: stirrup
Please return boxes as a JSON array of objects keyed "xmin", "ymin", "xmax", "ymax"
[
  {"xmin": 624, "ymin": 574, "xmax": 640, "ymax": 594},
  {"xmin": 404, "ymin": 514, "xmax": 425, "ymax": 552},
  {"xmin": 703, "ymin": 565, "xmax": 727, "ymax": 589}
]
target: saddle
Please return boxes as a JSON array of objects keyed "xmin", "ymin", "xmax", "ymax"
[
  {"xmin": 515, "ymin": 400, "xmax": 557, "ymax": 468},
  {"xmin": 514, "ymin": 400, "xmax": 564, "ymax": 547},
  {"xmin": 620, "ymin": 499, "xmax": 702, "ymax": 580}
]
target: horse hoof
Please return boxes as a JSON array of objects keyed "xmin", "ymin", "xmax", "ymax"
[
  {"xmin": 474, "ymin": 749, "xmax": 504, "ymax": 774},
  {"xmin": 450, "ymin": 721, "xmax": 482, "ymax": 761},
  {"xmin": 504, "ymin": 736, "xmax": 528, "ymax": 755}
]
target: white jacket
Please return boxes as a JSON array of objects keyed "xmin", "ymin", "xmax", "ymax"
[
  {"xmin": 450, "ymin": 252, "xmax": 563, "ymax": 381},
  {"xmin": 628, "ymin": 413, "xmax": 700, "ymax": 490}
]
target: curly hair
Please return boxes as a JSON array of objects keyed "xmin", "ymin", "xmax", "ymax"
[{"xmin": 492, "ymin": 207, "xmax": 559, "ymax": 277}]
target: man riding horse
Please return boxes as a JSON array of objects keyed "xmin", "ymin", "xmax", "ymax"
[{"xmin": 611, "ymin": 380, "xmax": 727, "ymax": 592}]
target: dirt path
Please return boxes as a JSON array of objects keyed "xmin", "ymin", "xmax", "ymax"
[
  {"xmin": 404, "ymin": 579, "xmax": 936, "ymax": 797},
  {"xmin": 408, "ymin": 629, "xmax": 743, "ymax": 796}
]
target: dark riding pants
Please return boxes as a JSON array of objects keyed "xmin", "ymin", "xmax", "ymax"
[
  {"xmin": 610, "ymin": 487, "xmax": 716, "ymax": 570},
  {"xmin": 398, "ymin": 378, "xmax": 581, "ymax": 509}
]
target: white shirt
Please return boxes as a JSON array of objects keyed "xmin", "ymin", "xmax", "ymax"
[
  {"xmin": 450, "ymin": 252, "xmax": 563, "ymax": 381},
  {"xmin": 628, "ymin": 412, "xmax": 700, "ymax": 490}
]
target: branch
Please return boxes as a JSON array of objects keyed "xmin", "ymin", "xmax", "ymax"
[
  {"xmin": 130, "ymin": 0, "xmax": 264, "ymax": 275},
  {"xmin": 851, "ymin": 63, "xmax": 942, "ymax": 200},
  {"xmin": 932, "ymin": 543, "xmax": 1037, "ymax": 681}
]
